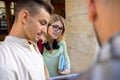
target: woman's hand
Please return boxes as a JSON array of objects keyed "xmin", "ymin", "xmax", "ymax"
[{"xmin": 58, "ymin": 69, "xmax": 70, "ymax": 75}]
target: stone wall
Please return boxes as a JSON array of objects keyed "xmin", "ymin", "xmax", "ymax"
[{"xmin": 65, "ymin": 0, "xmax": 96, "ymax": 73}]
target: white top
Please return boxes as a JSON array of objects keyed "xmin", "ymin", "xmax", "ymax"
[{"xmin": 0, "ymin": 36, "xmax": 46, "ymax": 80}]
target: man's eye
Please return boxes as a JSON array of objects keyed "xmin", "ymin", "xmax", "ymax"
[{"xmin": 40, "ymin": 20, "xmax": 47, "ymax": 25}]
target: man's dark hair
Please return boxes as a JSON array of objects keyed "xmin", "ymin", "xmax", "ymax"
[{"xmin": 14, "ymin": 0, "xmax": 54, "ymax": 19}]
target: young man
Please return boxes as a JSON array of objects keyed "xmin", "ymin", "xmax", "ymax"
[{"xmin": 0, "ymin": 0, "xmax": 53, "ymax": 80}]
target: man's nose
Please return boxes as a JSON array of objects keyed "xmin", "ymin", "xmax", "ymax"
[{"xmin": 41, "ymin": 26, "xmax": 47, "ymax": 33}]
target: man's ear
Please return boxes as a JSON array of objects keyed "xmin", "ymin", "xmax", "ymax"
[
  {"xmin": 87, "ymin": 0, "xmax": 97, "ymax": 22},
  {"xmin": 20, "ymin": 10, "xmax": 29, "ymax": 24}
]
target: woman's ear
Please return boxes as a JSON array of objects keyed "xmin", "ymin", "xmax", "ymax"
[{"xmin": 87, "ymin": 0, "xmax": 97, "ymax": 22}]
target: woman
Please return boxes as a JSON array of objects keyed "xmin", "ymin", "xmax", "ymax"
[{"xmin": 41, "ymin": 14, "xmax": 70, "ymax": 77}]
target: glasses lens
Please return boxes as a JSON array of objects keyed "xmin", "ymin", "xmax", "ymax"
[
  {"xmin": 51, "ymin": 25, "xmax": 63, "ymax": 32},
  {"xmin": 52, "ymin": 25, "xmax": 58, "ymax": 31}
]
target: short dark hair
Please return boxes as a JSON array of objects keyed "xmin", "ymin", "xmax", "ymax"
[{"xmin": 15, "ymin": 0, "xmax": 54, "ymax": 19}]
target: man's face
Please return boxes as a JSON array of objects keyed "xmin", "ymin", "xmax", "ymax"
[{"xmin": 24, "ymin": 8, "xmax": 50, "ymax": 42}]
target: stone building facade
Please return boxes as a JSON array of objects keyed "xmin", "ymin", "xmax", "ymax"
[{"xmin": 65, "ymin": 0, "xmax": 96, "ymax": 73}]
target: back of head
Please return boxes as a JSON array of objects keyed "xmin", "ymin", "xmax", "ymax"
[
  {"xmin": 88, "ymin": 0, "xmax": 120, "ymax": 46},
  {"xmin": 97, "ymin": 0, "xmax": 120, "ymax": 15},
  {"xmin": 14, "ymin": 0, "xmax": 54, "ymax": 20}
]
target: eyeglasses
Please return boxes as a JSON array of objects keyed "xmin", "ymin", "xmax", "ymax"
[{"xmin": 50, "ymin": 25, "xmax": 64, "ymax": 33}]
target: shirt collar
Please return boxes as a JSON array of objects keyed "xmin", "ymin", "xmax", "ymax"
[
  {"xmin": 4, "ymin": 36, "xmax": 40, "ymax": 54},
  {"xmin": 4, "ymin": 36, "xmax": 29, "ymax": 46}
]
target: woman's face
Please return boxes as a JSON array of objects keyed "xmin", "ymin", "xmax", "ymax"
[{"xmin": 48, "ymin": 20, "xmax": 64, "ymax": 39}]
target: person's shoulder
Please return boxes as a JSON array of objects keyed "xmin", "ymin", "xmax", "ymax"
[
  {"xmin": 0, "ymin": 41, "xmax": 8, "ymax": 51},
  {"xmin": 0, "ymin": 65, "xmax": 15, "ymax": 80},
  {"xmin": 0, "ymin": 40, "xmax": 15, "ymax": 60},
  {"xmin": 95, "ymin": 32, "xmax": 120, "ymax": 63},
  {"xmin": 0, "ymin": 41, "xmax": 9, "ymax": 52},
  {"xmin": 0, "ymin": 40, "xmax": 13, "ymax": 50},
  {"xmin": 59, "ymin": 40, "xmax": 66, "ymax": 44}
]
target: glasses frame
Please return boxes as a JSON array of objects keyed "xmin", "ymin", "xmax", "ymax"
[{"xmin": 50, "ymin": 25, "xmax": 64, "ymax": 33}]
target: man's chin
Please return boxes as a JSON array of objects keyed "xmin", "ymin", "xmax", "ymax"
[{"xmin": 34, "ymin": 38, "xmax": 39, "ymax": 42}]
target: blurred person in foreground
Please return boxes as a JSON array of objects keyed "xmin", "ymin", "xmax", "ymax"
[
  {"xmin": 0, "ymin": 0, "xmax": 53, "ymax": 80},
  {"xmin": 78, "ymin": 0, "xmax": 120, "ymax": 80}
]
